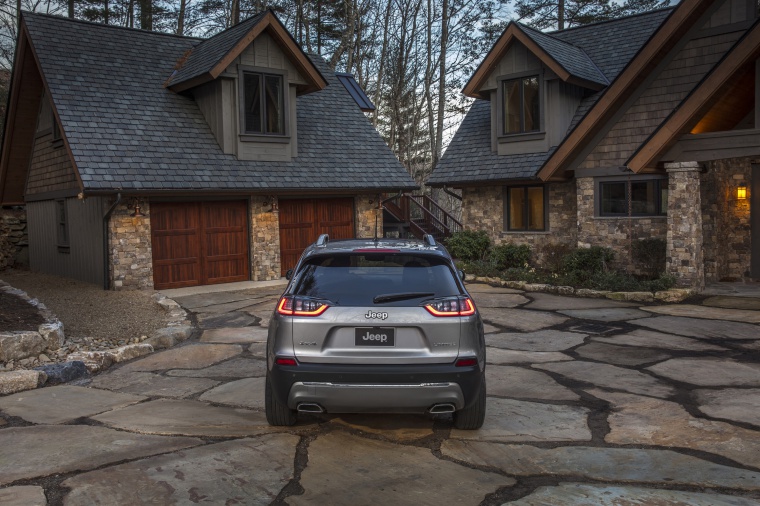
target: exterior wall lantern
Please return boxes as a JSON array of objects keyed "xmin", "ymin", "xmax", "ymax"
[
  {"xmin": 263, "ymin": 196, "xmax": 279, "ymax": 214},
  {"xmin": 128, "ymin": 197, "xmax": 146, "ymax": 217},
  {"xmin": 737, "ymin": 185, "xmax": 747, "ymax": 200}
]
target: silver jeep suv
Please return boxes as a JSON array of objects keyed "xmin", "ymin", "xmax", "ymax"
[{"xmin": 265, "ymin": 234, "xmax": 486, "ymax": 429}]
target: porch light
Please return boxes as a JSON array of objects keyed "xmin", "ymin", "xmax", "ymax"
[
  {"xmin": 737, "ymin": 185, "xmax": 747, "ymax": 200},
  {"xmin": 128, "ymin": 198, "xmax": 146, "ymax": 217}
]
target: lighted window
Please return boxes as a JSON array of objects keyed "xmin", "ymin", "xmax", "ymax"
[
  {"xmin": 505, "ymin": 186, "xmax": 545, "ymax": 231},
  {"xmin": 502, "ymin": 76, "xmax": 540, "ymax": 135},
  {"xmin": 243, "ymin": 72, "xmax": 285, "ymax": 135},
  {"xmin": 599, "ymin": 179, "xmax": 667, "ymax": 216}
]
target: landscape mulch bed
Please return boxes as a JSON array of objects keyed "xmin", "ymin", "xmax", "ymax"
[{"xmin": 0, "ymin": 291, "xmax": 45, "ymax": 332}]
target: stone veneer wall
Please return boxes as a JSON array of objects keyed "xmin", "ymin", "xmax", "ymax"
[
  {"xmin": 250, "ymin": 196, "xmax": 280, "ymax": 281},
  {"xmin": 108, "ymin": 200, "xmax": 153, "ymax": 290},
  {"xmin": 0, "ymin": 208, "xmax": 28, "ymax": 269},
  {"xmin": 355, "ymin": 195, "xmax": 383, "ymax": 239},
  {"xmin": 665, "ymin": 163, "xmax": 704, "ymax": 289},
  {"xmin": 462, "ymin": 182, "xmax": 577, "ymax": 266},
  {"xmin": 576, "ymin": 177, "xmax": 667, "ymax": 273},
  {"xmin": 701, "ymin": 157, "xmax": 754, "ymax": 282}
]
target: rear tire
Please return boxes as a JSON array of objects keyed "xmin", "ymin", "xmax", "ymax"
[
  {"xmin": 453, "ymin": 375, "xmax": 486, "ymax": 430},
  {"xmin": 265, "ymin": 374, "xmax": 297, "ymax": 426}
]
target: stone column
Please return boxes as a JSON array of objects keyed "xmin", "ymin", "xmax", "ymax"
[
  {"xmin": 250, "ymin": 196, "xmax": 281, "ymax": 281},
  {"xmin": 665, "ymin": 162, "xmax": 704, "ymax": 290}
]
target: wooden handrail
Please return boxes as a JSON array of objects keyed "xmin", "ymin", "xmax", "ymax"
[{"xmin": 382, "ymin": 193, "xmax": 461, "ymax": 239}]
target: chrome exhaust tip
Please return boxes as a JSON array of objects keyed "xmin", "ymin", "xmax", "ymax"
[
  {"xmin": 297, "ymin": 403, "xmax": 325, "ymax": 413},
  {"xmin": 429, "ymin": 403, "xmax": 456, "ymax": 414}
]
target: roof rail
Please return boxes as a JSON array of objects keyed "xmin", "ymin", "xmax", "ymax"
[
  {"xmin": 316, "ymin": 234, "xmax": 329, "ymax": 247},
  {"xmin": 422, "ymin": 234, "xmax": 436, "ymax": 246}
]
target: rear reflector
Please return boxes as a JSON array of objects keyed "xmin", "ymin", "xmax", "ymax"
[
  {"xmin": 455, "ymin": 357, "xmax": 478, "ymax": 367},
  {"xmin": 275, "ymin": 357, "xmax": 298, "ymax": 366},
  {"xmin": 277, "ymin": 296, "xmax": 329, "ymax": 317},
  {"xmin": 424, "ymin": 297, "xmax": 476, "ymax": 317}
]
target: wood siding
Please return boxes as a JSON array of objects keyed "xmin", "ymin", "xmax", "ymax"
[
  {"xmin": 479, "ymin": 41, "xmax": 541, "ymax": 93},
  {"xmin": 26, "ymin": 133, "xmax": 78, "ymax": 196},
  {"xmin": 701, "ymin": 0, "xmax": 754, "ymax": 29},
  {"xmin": 151, "ymin": 201, "xmax": 250, "ymax": 290},
  {"xmin": 665, "ymin": 128, "xmax": 760, "ymax": 161},
  {"xmin": 193, "ymin": 79, "xmax": 236, "ymax": 154},
  {"xmin": 27, "ymin": 197, "xmax": 105, "ymax": 286},
  {"xmin": 278, "ymin": 198, "xmax": 354, "ymax": 275},
  {"xmin": 577, "ymin": 29, "xmax": 745, "ymax": 170},
  {"xmin": 234, "ymin": 32, "xmax": 308, "ymax": 86}
]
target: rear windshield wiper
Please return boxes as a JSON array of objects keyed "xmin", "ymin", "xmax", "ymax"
[{"xmin": 373, "ymin": 292, "xmax": 435, "ymax": 304}]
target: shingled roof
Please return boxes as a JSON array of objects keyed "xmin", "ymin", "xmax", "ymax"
[
  {"xmin": 429, "ymin": 8, "xmax": 673, "ymax": 186},
  {"xmin": 20, "ymin": 13, "xmax": 416, "ymax": 193}
]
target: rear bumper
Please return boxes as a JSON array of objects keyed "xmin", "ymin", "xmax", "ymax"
[{"xmin": 269, "ymin": 361, "xmax": 483, "ymax": 414}]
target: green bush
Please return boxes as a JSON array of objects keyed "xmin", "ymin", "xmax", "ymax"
[
  {"xmin": 632, "ymin": 238, "xmax": 667, "ymax": 279},
  {"xmin": 537, "ymin": 242, "xmax": 574, "ymax": 274},
  {"xmin": 446, "ymin": 230, "xmax": 491, "ymax": 262},
  {"xmin": 457, "ymin": 260, "xmax": 501, "ymax": 278},
  {"xmin": 561, "ymin": 247, "xmax": 615, "ymax": 274},
  {"xmin": 490, "ymin": 243, "xmax": 531, "ymax": 270}
]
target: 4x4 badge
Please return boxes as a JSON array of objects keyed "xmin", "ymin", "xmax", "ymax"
[{"xmin": 365, "ymin": 311, "xmax": 389, "ymax": 320}]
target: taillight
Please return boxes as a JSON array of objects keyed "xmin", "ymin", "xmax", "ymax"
[
  {"xmin": 277, "ymin": 296, "xmax": 329, "ymax": 317},
  {"xmin": 424, "ymin": 297, "xmax": 476, "ymax": 317},
  {"xmin": 455, "ymin": 357, "xmax": 478, "ymax": 367},
  {"xmin": 275, "ymin": 357, "xmax": 298, "ymax": 366}
]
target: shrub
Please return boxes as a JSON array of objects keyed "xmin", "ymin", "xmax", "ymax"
[
  {"xmin": 490, "ymin": 243, "xmax": 531, "ymax": 270},
  {"xmin": 561, "ymin": 247, "xmax": 615, "ymax": 274},
  {"xmin": 457, "ymin": 260, "xmax": 501, "ymax": 278},
  {"xmin": 536, "ymin": 242, "xmax": 574, "ymax": 273},
  {"xmin": 446, "ymin": 230, "xmax": 491, "ymax": 262},
  {"xmin": 632, "ymin": 238, "xmax": 667, "ymax": 279}
]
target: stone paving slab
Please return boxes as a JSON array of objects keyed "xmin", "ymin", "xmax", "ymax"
[
  {"xmin": 703, "ymin": 296, "xmax": 760, "ymax": 311},
  {"xmin": 523, "ymin": 293, "xmax": 634, "ymax": 311},
  {"xmin": 171, "ymin": 290, "xmax": 277, "ymax": 311},
  {"xmin": 191, "ymin": 297, "xmax": 277, "ymax": 315},
  {"xmin": 289, "ymin": 432, "xmax": 513, "ymax": 506},
  {"xmin": 487, "ymin": 366, "xmax": 579, "ymax": 401},
  {"xmin": 468, "ymin": 293, "xmax": 530, "ymax": 308},
  {"xmin": 243, "ymin": 301, "xmax": 278, "ymax": 328},
  {"xmin": 642, "ymin": 304, "xmax": 760, "ymax": 323},
  {"xmin": 0, "ymin": 385, "xmax": 145, "ymax": 424},
  {"xmin": 0, "ymin": 486, "xmax": 47, "ymax": 506},
  {"xmin": 592, "ymin": 329, "xmax": 728, "ymax": 351},
  {"xmin": 535, "ymin": 361, "xmax": 675, "ymax": 398},
  {"xmin": 589, "ymin": 390, "xmax": 760, "ymax": 469},
  {"xmin": 118, "ymin": 344, "xmax": 243, "ymax": 372},
  {"xmin": 465, "ymin": 283, "xmax": 523, "ymax": 294},
  {"xmin": 0, "ymin": 425, "xmax": 201, "ymax": 485},
  {"xmin": 574, "ymin": 342, "xmax": 671, "ymax": 366},
  {"xmin": 166, "ymin": 357, "xmax": 267, "ymax": 378},
  {"xmin": 441, "ymin": 440, "xmax": 760, "ymax": 490},
  {"xmin": 487, "ymin": 330, "xmax": 587, "ymax": 352},
  {"xmin": 483, "ymin": 323, "xmax": 499, "ymax": 334},
  {"xmin": 328, "ymin": 414, "xmax": 434, "ymax": 441},
  {"xmin": 506, "ymin": 483, "xmax": 759, "ymax": 506},
  {"xmin": 696, "ymin": 388, "xmax": 760, "ymax": 426},
  {"xmin": 91, "ymin": 398, "xmax": 280, "ymax": 437},
  {"xmin": 486, "ymin": 348, "xmax": 572, "ymax": 365},
  {"xmin": 90, "ymin": 371, "xmax": 220, "ymax": 398},
  {"xmin": 740, "ymin": 340, "xmax": 760, "ymax": 351},
  {"xmin": 248, "ymin": 342, "xmax": 266, "ymax": 358},
  {"xmin": 199, "ymin": 326, "xmax": 268, "ymax": 343},
  {"xmin": 479, "ymin": 308, "xmax": 568, "ymax": 332},
  {"xmin": 198, "ymin": 377, "xmax": 264, "ymax": 408},
  {"xmin": 61, "ymin": 435, "xmax": 298, "ymax": 506},
  {"xmin": 633, "ymin": 316, "xmax": 760, "ymax": 340},
  {"xmin": 558, "ymin": 307, "xmax": 652, "ymax": 321},
  {"xmin": 450, "ymin": 398, "xmax": 591, "ymax": 442},
  {"xmin": 648, "ymin": 358, "xmax": 760, "ymax": 386},
  {"xmin": 196, "ymin": 312, "xmax": 259, "ymax": 328}
]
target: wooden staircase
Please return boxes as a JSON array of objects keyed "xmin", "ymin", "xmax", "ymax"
[{"xmin": 383, "ymin": 194, "xmax": 462, "ymax": 241}]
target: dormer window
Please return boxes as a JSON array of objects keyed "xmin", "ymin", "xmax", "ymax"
[
  {"xmin": 241, "ymin": 70, "xmax": 286, "ymax": 136},
  {"xmin": 502, "ymin": 76, "xmax": 540, "ymax": 135}
]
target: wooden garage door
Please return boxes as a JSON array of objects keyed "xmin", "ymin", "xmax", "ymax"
[
  {"xmin": 151, "ymin": 201, "xmax": 249, "ymax": 290},
  {"xmin": 279, "ymin": 198, "xmax": 354, "ymax": 275}
]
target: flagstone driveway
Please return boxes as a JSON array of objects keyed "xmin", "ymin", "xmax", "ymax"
[{"xmin": 2, "ymin": 283, "xmax": 760, "ymax": 505}]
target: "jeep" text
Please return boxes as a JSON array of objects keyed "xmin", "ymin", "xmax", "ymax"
[{"xmin": 365, "ymin": 311, "xmax": 388, "ymax": 320}]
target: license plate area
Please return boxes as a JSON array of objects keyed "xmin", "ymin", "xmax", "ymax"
[{"xmin": 355, "ymin": 327, "xmax": 395, "ymax": 347}]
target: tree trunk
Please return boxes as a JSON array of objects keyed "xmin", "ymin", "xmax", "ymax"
[
  {"xmin": 372, "ymin": 0, "xmax": 392, "ymax": 126},
  {"xmin": 434, "ymin": 0, "xmax": 447, "ymax": 164},
  {"xmin": 140, "ymin": 0, "xmax": 152, "ymax": 30},
  {"xmin": 128, "ymin": 0, "xmax": 134, "ymax": 27},
  {"xmin": 104, "ymin": 0, "xmax": 109, "ymax": 24},
  {"xmin": 424, "ymin": 0, "xmax": 436, "ymax": 159},
  {"xmin": 68, "ymin": 0, "xmax": 75, "ymax": 18},
  {"xmin": 231, "ymin": 0, "xmax": 240, "ymax": 26},
  {"xmin": 558, "ymin": 0, "xmax": 565, "ymax": 30},
  {"xmin": 177, "ymin": 0, "xmax": 186, "ymax": 35}
]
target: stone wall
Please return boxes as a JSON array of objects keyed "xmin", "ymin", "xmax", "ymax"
[
  {"xmin": 250, "ymin": 196, "xmax": 281, "ymax": 281},
  {"xmin": 576, "ymin": 177, "xmax": 668, "ymax": 273},
  {"xmin": 701, "ymin": 157, "xmax": 754, "ymax": 282},
  {"xmin": 462, "ymin": 182, "xmax": 577, "ymax": 266},
  {"xmin": 0, "ymin": 208, "xmax": 28, "ymax": 269},
  {"xmin": 355, "ymin": 195, "xmax": 383, "ymax": 239},
  {"xmin": 665, "ymin": 163, "xmax": 704, "ymax": 289},
  {"xmin": 108, "ymin": 200, "xmax": 153, "ymax": 290}
]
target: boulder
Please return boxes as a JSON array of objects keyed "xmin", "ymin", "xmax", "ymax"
[
  {"xmin": 0, "ymin": 370, "xmax": 47, "ymax": 395},
  {"xmin": 38, "ymin": 321, "xmax": 64, "ymax": 350},
  {"xmin": 576, "ymin": 289, "xmax": 611, "ymax": 298},
  {"xmin": 66, "ymin": 351, "xmax": 114, "ymax": 374},
  {"xmin": 107, "ymin": 343, "xmax": 154, "ymax": 363},
  {"xmin": 35, "ymin": 361, "xmax": 89, "ymax": 384},
  {"xmin": 0, "ymin": 331, "xmax": 46, "ymax": 363},
  {"xmin": 654, "ymin": 289, "xmax": 694, "ymax": 303},
  {"xmin": 146, "ymin": 326, "xmax": 194, "ymax": 350}
]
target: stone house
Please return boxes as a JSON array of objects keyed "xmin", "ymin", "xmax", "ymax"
[
  {"xmin": 0, "ymin": 11, "xmax": 416, "ymax": 290},
  {"xmin": 428, "ymin": 0, "xmax": 760, "ymax": 289}
]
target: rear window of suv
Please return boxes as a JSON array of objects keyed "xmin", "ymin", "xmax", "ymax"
[{"xmin": 292, "ymin": 253, "xmax": 462, "ymax": 306}]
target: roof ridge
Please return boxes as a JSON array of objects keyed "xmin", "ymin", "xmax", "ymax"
[
  {"xmin": 547, "ymin": 6, "xmax": 675, "ymax": 34},
  {"xmin": 22, "ymin": 11, "xmax": 203, "ymax": 41},
  {"xmin": 183, "ymin": 11, "xmax": 266, "ymax": 53}
]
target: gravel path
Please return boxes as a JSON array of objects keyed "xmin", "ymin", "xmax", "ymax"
[{"xmin": 0, "ymin": 269, "xmax": 168, "ymax": 344}]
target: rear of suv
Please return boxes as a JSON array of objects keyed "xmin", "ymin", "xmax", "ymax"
[{"xmin": 265, "ymin": 234, "xmax": 486, "ymax": 429}]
